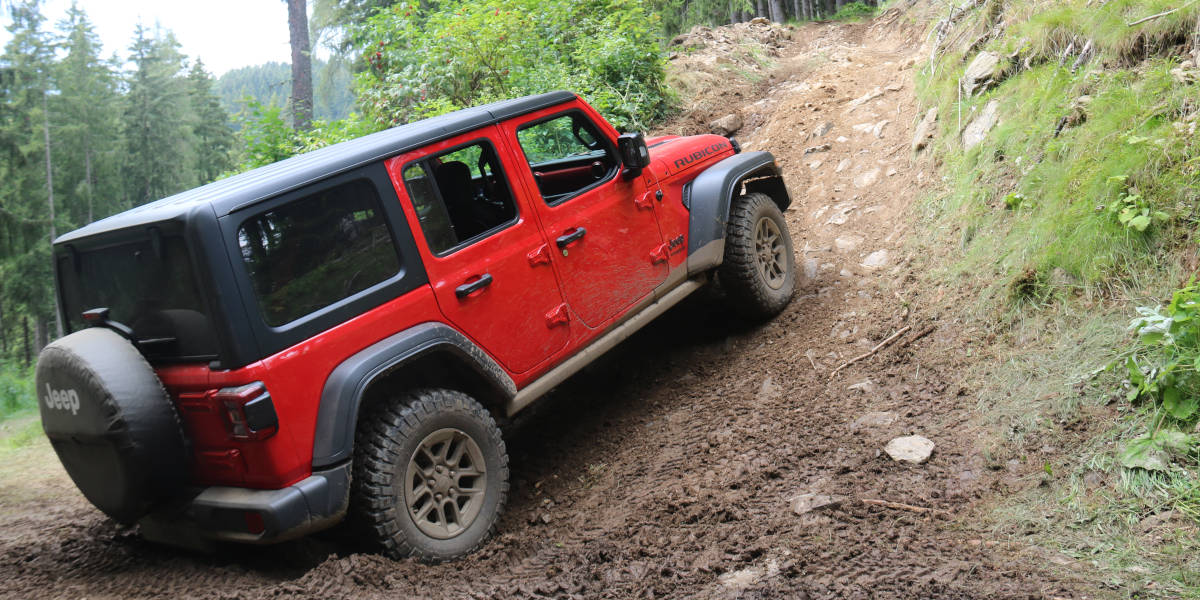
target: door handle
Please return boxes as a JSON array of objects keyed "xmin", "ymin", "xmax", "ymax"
[
  {"xmin": 455, "ymin": 273, "xmax": 493, "ymax": 299},
  {"xmin": 556, "ymin": 227, "xmax": 587, "ymax": 248}
]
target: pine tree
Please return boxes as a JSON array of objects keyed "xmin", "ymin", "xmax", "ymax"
[
  {"xmin": 54, "ymin": 2, "xmax": 121, "ymax": 228},
  {"xmin": 186, "ymin": 60, "xmax": 233, "ymax": 184},
  {"xmin": 122, "ymin": 24, "xmax": 195, "ymax": 205},
  {"xmin": 0, "ymin": 0, "xmax": 62, "ymax": 354}
]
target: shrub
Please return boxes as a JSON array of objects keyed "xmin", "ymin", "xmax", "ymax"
[{"xmin": 352, "ymin": 0, "xmax": 672, "ymax": 131}]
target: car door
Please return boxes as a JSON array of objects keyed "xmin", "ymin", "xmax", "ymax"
[
  {"xmin": 385, "ymin": 127, "xmax": 569, "ymax": 374},
  {"xmin": 502, "ymin": 106, "xmax": 668, "ymax": 330}
]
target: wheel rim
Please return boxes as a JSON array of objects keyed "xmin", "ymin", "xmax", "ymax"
[
  {"xmin": 404, "ymin": 428, "xmax": 487, "ymax": 540},
  {"xmin": 754, "ymin": 216, "xmax": 788, "ymax": 290}
]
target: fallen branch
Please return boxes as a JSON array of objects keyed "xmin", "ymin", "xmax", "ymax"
[
  {"xmin": 1127, "ymin": 0, "xmax": 1198, "ymax": 27},
  {"xmin": 898, "ymin": 325, "xmax": 936, "ymax": 349},
  {"xmin": 829, "ymin": 326, "xmax": 912, "ymax": 380},
  {"xmin": 862, "ymin": 498, "xmax": 937, "ymax": 514}
]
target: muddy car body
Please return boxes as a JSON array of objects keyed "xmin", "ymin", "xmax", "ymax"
[{"xmin": 37, "ymin": 91, "xmax": 796, "ymax": 560}]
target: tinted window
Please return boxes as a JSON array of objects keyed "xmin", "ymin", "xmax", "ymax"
[
  {"xmin": 237, "ymin": 179, "xmax": 401, "ymax": 327},
  {"xmin": 58, "ymin": 235, "xmax": 218, "ymax": 362},
  {"xmin": 403, "ymin": 140, "xmax": 517, "ymax": 254},
  {"xmin": 516, "ymin": 112, "xmax": 616, "ymax": 203}
]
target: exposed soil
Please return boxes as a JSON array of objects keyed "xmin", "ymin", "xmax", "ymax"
[{"xmin": 0, "ymin": 12, "xmax": 1102, "ymax": 600}]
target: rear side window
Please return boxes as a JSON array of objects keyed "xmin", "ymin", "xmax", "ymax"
[{"xmin": 237, "ymin": 179, "xmax": 401, "ymax": 327}]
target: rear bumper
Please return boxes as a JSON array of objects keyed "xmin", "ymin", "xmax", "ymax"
[{"xmin": 139, "ymin": 462, "xmax": 351, "ymax": 546}]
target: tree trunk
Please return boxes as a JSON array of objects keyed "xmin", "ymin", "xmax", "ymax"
[
  {"xmin": 42, "ymin": 92, "xmax": 63, "ymax": 339},
  {"xmin": 35, "ymin": 317, "xmax": 46, "ymax": 357},
  {"xmin": 769, "ymin": 0, "xmax": 784, "ymax": 22},
  {"xmin": 22, "ymin": 316, "xmax": 29, "ymax": 368},
  {"xmin": 0, "ymin": 298, "xmax": 7, "ymax": 355},
  {"xmin": 287, "ymin": 0, "xmax": 314, "ymax": 130},
  {"xmin": 84, "ymin": 148, "xmax": 94, "ymax": 224},
  {"xmin": 756, "ymin": 0, "xmax": 765, "ymax": 17}
]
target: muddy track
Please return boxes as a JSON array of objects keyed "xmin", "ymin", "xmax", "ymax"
[{"xmin": 0, "ymin": 15, "xmax": 1095, "ymax": 600}]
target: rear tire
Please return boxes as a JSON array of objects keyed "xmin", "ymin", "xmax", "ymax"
[
  {"xmin": 351, "ymin": 388, "xmax": 508, "ymax": 561},
  {"xmin": 718, "ymin": 192, "xmax": 797, "ymax": 319}
]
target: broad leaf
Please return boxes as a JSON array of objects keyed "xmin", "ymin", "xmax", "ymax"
[
  {"xmin": 1120, "ymin": 437, "xmax": 1169, "ymax": 471},
  {"xmin": 1163, "ymin": 387, "xmax": 1199, "ymax": 420}
]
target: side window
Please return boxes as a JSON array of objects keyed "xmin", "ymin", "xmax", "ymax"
[
  {"xmin": 237, "ymin": 179, "xmax": 401, "ymax": 327},
  {"xmin": 402, "ymin": 140, "xmax": 517, "ymax": 254},
  {"xmin": 516, "ymin": 112, "xmax": 617, "ymax": 204}
]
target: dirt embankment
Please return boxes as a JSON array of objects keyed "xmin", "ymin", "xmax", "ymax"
[{"xmin": 0, "ymin": 12, "xmax": 1099, "ymax": 600}]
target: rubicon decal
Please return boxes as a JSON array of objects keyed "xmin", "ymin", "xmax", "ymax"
[
  {"xmin": 44, "ymin": 384, "xmax": 81, "ymax": 415},
  {"xmin": 673, "ymin": 142, "xmax": 729, "ymax": 170}
]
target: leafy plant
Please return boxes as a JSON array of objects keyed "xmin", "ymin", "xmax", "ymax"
[
  {"xmin": 1120, "ymin": 282, "xmax": 1200, "ymax": 469},
  {"xmin": 1108, "ymin": 189, "xmax": 1168, "ymax": 232}
]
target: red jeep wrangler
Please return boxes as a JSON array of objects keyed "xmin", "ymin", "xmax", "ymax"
[{"xmin": 36, "ymin": 92, "xmax": 796, "ymax": 560}]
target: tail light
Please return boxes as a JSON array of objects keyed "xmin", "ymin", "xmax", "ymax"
[{"xmin": 215, "ymin": 382, "xmax": 278, "ymax": 441}]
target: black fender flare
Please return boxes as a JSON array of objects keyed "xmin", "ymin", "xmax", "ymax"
[
  {"xmin": 685, "ymin": 151, "xmax": 791, "ymax": 275},
  {"xmin": 310, "ymin": 322, "xmax": 516, "ymax": 468}
]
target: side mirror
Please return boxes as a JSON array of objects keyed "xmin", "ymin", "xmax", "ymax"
[{"xmin": 617, "ymin": 132, "xmax": 651, "ymax": 178}]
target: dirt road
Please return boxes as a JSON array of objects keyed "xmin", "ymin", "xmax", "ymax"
[{"xmin": 0, "ymin": 14, "xmax": 1094, "ymax": 600}]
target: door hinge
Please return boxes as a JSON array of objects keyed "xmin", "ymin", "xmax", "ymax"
[
  {"xmin": 527, "ymin": 244, "xmax": 552, "ymax": 267},
  {"xmin": 634, "ymin": 191, "xmax": 655, "ymax": 210},
  {"xmin": 544, "ymin": 303, "xmax": 570, "ymax": 328},
  {"xmin": 650, "ymin": 243, "xmax": 670, "ymax": 265}
]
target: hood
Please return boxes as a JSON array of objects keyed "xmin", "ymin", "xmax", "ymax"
[{"xmin": 644, "ymin": 134, "xmax": 737, "ymax": 182}]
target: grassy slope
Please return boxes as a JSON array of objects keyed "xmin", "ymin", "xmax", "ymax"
[{"xmin": 910, "ymin": 0, "xmax": 1200, "ymax": 596}]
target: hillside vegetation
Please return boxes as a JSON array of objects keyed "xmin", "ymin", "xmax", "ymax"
[{"xmin": 913, "ymin": 0, "xmax": 1200, "ymax": 594}]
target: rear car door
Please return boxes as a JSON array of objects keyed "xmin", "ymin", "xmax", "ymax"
[
  {"xmin": 502, "ymin": 105, "xmax": 668, "ymax": 329},
  {"xmin": 385, "ymin": 127, "xmax": 569, "ymax": 374}
]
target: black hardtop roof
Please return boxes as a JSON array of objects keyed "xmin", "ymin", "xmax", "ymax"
[{"xmin": 56, "ymin": 91, "xmax": 577, "ymax": 245}]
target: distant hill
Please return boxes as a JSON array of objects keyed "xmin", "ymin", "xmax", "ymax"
[{"xmin": 217, "ymin": 59, "xmax": 355, "ymax": 123}]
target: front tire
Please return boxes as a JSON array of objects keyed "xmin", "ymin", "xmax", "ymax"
[
  {"xmin": 718, "ymin": 192, "xmax": 797, "ymax": 319},
  {"xmin": 351, "ymin": 388, "xmax": 508, "ymax": 561}
]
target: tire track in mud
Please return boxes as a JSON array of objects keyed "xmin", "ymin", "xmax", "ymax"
[{"xmin": 0, "ymin": 15, "xmax": 1093, "ymax": 600}]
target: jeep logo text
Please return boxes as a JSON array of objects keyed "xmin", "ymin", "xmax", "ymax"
[{"xmin": 44, "ymin": 384, "xmax": 80, "ymax": 415}]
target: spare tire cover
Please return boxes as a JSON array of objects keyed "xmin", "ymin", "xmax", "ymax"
[{"xmin": 36, "ymin": 327, "xmax": 188, "ymax": 524}]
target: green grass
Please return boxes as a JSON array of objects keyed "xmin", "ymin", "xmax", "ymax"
[
  {"xmin": 0, "ymin": 363, "xmax": 36, "ymax": 422},
  {"xmin": 912, "ymin": 0, "xmax": 1200, "ymax": 595}
]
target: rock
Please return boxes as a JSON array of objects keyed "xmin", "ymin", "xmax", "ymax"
[
  {"xmin": 836, "ymin": 136, "xmax": 849, "ymax": 143},
  {"xmin": 884, "ymin": 435, "xmax": 935, "ymax": 464},
  {"xmin": 814, "ymin": 121, "xmax": 834, "ymax": 137},
  {"xmin": 846, "ymin": 87, "xmax": 883, "ymax": 109},
  {"xmin": 709, "ymin": 113, "xmax": 743, "ymax": 136},
  {"xmin": 835, "ymin": 159, "xmax": 851, "ymax": 173},
  {"xmin": 804, "ymin": 143, "xmax": 832, "ymax": 154},
  {"xmin": 912, "ymin": 107, "xmax": 938, "ymax": 153},
  {"xmin": 886, "ymin": 167, "xmax": 897, "ymax": 177},
  {"xmin": 809, "ymin": 160, "xmax": 823, "ymax": 170},
  {"xmin": 872, "ymin": 120, "xmax": 890, "ymax": 138},
  {"xmin": 853, "ymin": 168, "xmax": 881, "ymax": 188},
  {"xmin": 803, "ymin": 258, "xmax": 820, "ymax": 279},
  {"xmin": 825, "ymin": 202, "xmax": 856, "ymax": 225},
  {"xmin": 861, "ymin": 250, "xmax": 889, "ymax": 269},
  {"xmin": 961, "ymin": 51, "xmax": 1001, "ymax": 96},
  {"xmin": 834, "ymin": 235, "xmax": 862, "ymax": 252},
  {"xmin": 791, "ymin": 493, "xmax": 846, "ymax": 515},
  {"xmin": 750, "ymin": 16, "xmax": 770, "ymax": 25},
  {"xmin": 885, "ymin": 82, "xmax": 903, "ymax": 92},
  {"xmin": 962, "ymin": 100, "xmax": 1000, "ymax": 149},
  {"xmin": 851, "ymin": 411, "xmax": 898, "ymax": 430},
  {"xmin": 846, "ymin": 379, "xmax": 876, "ymax": 394},
  {"xmin": 852, "ymin": 122, "xmax": 875, "ymax": 134}
]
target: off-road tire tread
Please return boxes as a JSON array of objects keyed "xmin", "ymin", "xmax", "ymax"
[
  {"xmin": 350, "ymin": 388, "xmax": 508, "ymax": 562},
  {"xmin": 718, "ymin": 192, "xmax": 796, "ymax": 319}
]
